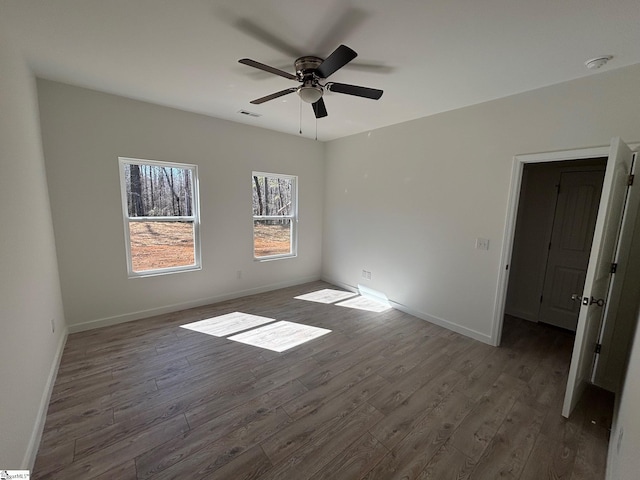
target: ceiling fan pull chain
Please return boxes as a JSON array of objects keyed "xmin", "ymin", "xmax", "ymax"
[
  {"xmin": 299, "ymin": 97, "xmax": 302, "ymax": 135},
  {"xmin": 315, "ymin": 116, "xmax": 318, "ymax": 141}
]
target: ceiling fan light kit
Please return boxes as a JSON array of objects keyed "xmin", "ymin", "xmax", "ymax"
[
  {"xmin": 239, "ymin": 44, "xmax": 383, "ymax": 119},
  {"xmin": 298, "ymin": 84, "xmax": 323, "ymax": 103}
]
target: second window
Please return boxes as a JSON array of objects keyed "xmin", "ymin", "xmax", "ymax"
[{"xmin": 252, "ymin": 172, "xmax": 297, "ymax": 260}]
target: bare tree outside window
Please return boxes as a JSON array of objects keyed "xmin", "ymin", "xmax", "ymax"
[
  {"xmin": 252, "ymin": 172, "xmax": 297, "ymax": 259},
  {"xmin": 120, "ymin": 158, "xmax": 200, "ymax": 276}
]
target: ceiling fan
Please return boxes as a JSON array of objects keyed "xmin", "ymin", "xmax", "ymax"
[{"xmin": 239, "ymin": 44, "xmax": 383, "ymax": 118}]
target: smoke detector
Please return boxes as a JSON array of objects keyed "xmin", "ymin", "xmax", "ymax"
[{"xmin": 585, "ymin": 56, "xmax": 613, "ymax": 69}]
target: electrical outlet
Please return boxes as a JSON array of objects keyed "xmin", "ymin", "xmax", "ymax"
[
  {"xmin": 475, "ymin": 237, "xmax": 490, "ymax": 250},
  {"xmin": 362, "ymin": 269, "xmax": 367, "ymax": 278},
  {"xmin": 367, "ymin": 271, "xmax": 372, "ymax": 280},
  {"xmin": 51, "ymin": 318, "xmax": 55, "ymax": 333}
]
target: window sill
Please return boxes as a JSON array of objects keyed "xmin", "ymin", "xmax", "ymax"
[
  {"xmin": 254, "ymin": 254, "xmax": 297, "ymax": 262},
  {"xmin": 128, "ymin": 265, "xmax": 202, "ymax": 278}
]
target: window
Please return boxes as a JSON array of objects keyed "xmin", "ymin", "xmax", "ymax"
[
  {"xmin": 252, "ymin": 172, "xmax": 297, "ymax": 260},
  {"xmin": 119, "ymin": 157, "xmax": 200, "ymax": 277}
]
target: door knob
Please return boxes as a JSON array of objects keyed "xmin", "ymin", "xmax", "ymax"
[{"xmin": 571, "ymin": 293, "xmax": 581, "ymax": 302}]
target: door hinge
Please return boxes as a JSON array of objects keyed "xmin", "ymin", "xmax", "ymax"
[
  {"xmin": 540, "ymin": 295, "xmax": 543, "ymax": 303},
  {"xmin": 595, "ymin": 343, "xmax": 602, "ymax": 354},
  {"xmin": 611, "ymin": 262, "xmax": 618, "ymax": 274},
  {"xmin": 628, "ymin": 174, "xmax": 634, "ymax": 186}
]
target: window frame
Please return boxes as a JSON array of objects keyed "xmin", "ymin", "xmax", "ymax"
[
  {"xmin": 252, "ymin": 171, "xmax": 298, "ymax": 261},
  {"xmin": 118, "ymin": 157, "xmax": 201, "ymax": 278}
]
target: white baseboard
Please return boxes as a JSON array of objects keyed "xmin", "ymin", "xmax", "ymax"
[
  {"xmin": 67, "ymin": 275, "xmax": 321, "ymax": 334},
  {"xmin": 322, "ymin": 276, "xmax": 494, "ymax": 345},
  {"xmin": 390, "ymin": 300, "xmax": 493, "ymax": 345},
  {"xmin": 23, "ymin": 327, "xmax": 68, "ymax": 470}
]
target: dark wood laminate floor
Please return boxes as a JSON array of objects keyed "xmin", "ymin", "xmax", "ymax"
[{"xmin": 33, "ymin": 281, "xmax": 614, "ymax": 479}]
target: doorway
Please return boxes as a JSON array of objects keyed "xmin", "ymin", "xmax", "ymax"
[
  {"xmin": 505, "ymin": 158, "xmax": 607, "ymax": 331},
  {"xmin": 494, "ymin": 139, "xmax": 639, "ymax": 419}
]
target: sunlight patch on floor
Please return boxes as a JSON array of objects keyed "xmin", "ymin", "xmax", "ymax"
[
  {"xmin": 294, "ymin": 288, "xmax": 358, "ymax": 304},
  {"xmin": 180, "ymin": 312, "xmax": 275, "ymax": 337},
  {"xmin": 336, "ymin": 295, "xmax": 392, "ymax": 312},
  {"xmin": 295, "ymin": 287, "xmax": 392, "ymax": 313},
  {"xmin": 228, "ymin": 321, "xmax": 331, "ymax": 352}
]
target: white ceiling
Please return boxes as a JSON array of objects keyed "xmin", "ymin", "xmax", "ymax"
[{"xmin": 2, "ymin": 0, "xmax": 640, "ymax": 141}]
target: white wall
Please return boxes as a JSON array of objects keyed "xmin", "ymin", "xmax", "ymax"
[
  {"xmin": 0, "ymin": 39, "xmax": 67, "ymax": 468},
  {"xmin": 323, "ymin": 64, "xmax": 640, "ymax": 343},
  {"xmin": 607, "ymin": 304, "xmax": 640, "ymax": 479},
  {"xmin": 37, "ymin": 80, "xmax": 325, "ymax": 329}
]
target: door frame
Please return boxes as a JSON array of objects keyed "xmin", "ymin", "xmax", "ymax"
[{"xmin": 492, "ymin": 145, "xmax": 611, "ymax": 346}]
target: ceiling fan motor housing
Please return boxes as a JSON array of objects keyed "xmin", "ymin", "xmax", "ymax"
[
  {"xmin": 295, "ymin": 56, "xmax": 324, "ymax": 103},
  {"xmin": 295, "ymin": 56, "xmax": 323, "ymax": 80}
]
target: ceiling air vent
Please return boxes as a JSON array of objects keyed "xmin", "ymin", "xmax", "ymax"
[{"xmin": 238, "ymin": 110, "xmax": 261, "ymax": 118}]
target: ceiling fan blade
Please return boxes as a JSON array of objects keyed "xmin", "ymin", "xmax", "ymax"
[
  {"xmin": 235, "ymin": 18, "xmax": 303, "ymax": 58},
  {"xmin": 312, "ymin": 98, "xmax": 328, "ymax": 118},
  {"xmin": 316, "ymin": 45, "xmax": 357, "ymax": 78},
  {"xmin": 239, "ymin": 59, "xmax": 297, "ymax": 80},
  {"xmin": 343, "ymin": 62, "xmax": 395, "ymax": 74},
  {"xmin": 327, "ymin": 82, "xmax": 383, "ymax": 100},
  {"xmin": 250, "ymin": 88, "xmax": 297, "ymax": 104},
  {"xmin": 312, "ymin": 7, "xmax": 368, "ymax": 55}
]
